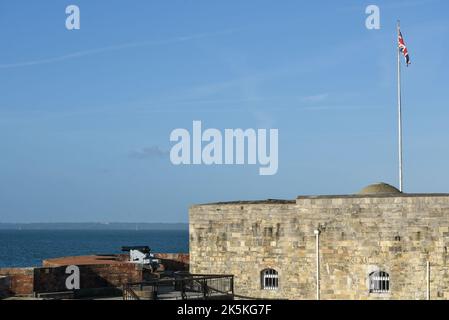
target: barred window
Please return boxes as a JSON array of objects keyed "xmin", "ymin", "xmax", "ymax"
[
  {"xmin": 369, "ymin": 271, "xmax": 390, "ymax": 293},
  {"xmin": 261, "ymin": 269, "xmax": 279, "ymax": 290}
]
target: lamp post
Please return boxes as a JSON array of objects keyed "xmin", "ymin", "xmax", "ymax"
[
  {"xmin": 314, "ymin": 229, "xmax": 321, "ymax": 300},
  {"xmin": 427, "ymin": 261, "xmax": 430, "ymax": 300}
]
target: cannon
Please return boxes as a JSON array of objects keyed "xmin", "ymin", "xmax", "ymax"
[{"xmin": 121, "ymin": 246, "xmax": 160, "ymax": 269}]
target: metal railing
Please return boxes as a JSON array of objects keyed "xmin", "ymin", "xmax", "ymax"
[
  {"xmin": 123, "ymin": 285, "xmax": 140, "ymax": 300},
  {"xmin": 123, "ymin": 274, "xmax": 234, "ymax": 300}
]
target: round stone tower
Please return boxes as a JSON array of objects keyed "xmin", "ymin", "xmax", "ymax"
[{"xmin": 358, "ymin": 182, "xmax": 402, "ymax": 195}]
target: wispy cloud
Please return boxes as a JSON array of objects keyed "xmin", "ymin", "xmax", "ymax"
[
  {"xmin": 129, "ymin": 146, "xmax": 169, "ymax": 160},
  {"xmin": 298, "ymin": 105, "xmax": 382, "ymax": 112},
  {"xmin": 300, "ymin": 93, "xmax": 329, "ymax": 103},
  {"xmin": 0, "ymin": 29, "xmax": 238, "ymax": 69},
  {"xmin": 380, "ymin": 0, "xmax": 443, "ymax": 9},
  {"xmin": 339, "ymin": 0, "xmax": 443, "ymax": 12}
]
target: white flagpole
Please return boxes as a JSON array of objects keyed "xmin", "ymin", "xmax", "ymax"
[{"xmin": 397, "ymin": 20, "xmax": 404, "ymax": 192}]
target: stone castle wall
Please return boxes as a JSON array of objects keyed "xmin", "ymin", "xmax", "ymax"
[{"xmin": 189, "ymin": 195, "xmax": 449, "ymax": 300}]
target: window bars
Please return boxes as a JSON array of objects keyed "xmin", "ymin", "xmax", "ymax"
[
  {"xmin": 369, "ymin": 271, "xmax": 390, "ymax": 293},
  {"xmin": 261, "ymin": 269, "xmax": 279, "ymax": 290}
]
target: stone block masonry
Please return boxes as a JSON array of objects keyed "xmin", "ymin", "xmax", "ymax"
[{"xmin": 189, "ymin": 193, "xmax": 449, "ymax": 300}]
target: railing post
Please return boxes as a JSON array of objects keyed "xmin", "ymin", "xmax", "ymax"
[
  {"xmin": 181, "ymin": 279, "xmax": 186, "ymax": 300},
  {"xmin": 203, "ymin": 279, "xmax": 207, "ymax": 299}
]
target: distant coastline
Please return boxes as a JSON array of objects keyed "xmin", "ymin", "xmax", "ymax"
[{"xmin": 0, "ymin": 223, "xmax": 188, "ymax": 231}]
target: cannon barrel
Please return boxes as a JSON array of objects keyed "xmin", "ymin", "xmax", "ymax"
[{"xmin": 121, "ymin": 246, "xmax": 150, "ymax": 253}]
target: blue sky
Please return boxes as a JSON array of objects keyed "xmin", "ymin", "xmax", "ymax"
[{"xmin": 0, "ymin": 0, "xmax": 448, "ymax": 223}]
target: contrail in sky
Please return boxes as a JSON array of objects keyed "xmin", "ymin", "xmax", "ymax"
[{"xmin": 0, "ymin": 29, "xmax": 237, "ymax": 69}]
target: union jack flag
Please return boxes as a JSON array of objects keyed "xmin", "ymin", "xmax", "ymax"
[{"xmin": 398, "ymin": 30, "xmax": 411, "ymax": 66}]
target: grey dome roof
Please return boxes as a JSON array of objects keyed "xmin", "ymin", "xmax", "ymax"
[{"xmin": 358, "ymin": 183, "xmax": 401, "ymax": 195}]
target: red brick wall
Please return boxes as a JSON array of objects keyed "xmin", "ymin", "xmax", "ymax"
[
  {"xmin": 0, "ymin": 253, "xmax": 189, "ymax": 296},
  {"xmin": 81, "ymin": 263, "xmax": 143, "ymax": 287},
  {"xmin": 33, "ymin": 263, "xmax": 144, "ymax": 293},
  {"xmin": 154, "ymin": 253, "xmax": 189, "ymax": 271},
  {"xmin": 0, "ymin": 264, "xmax": 145, "ymax": 295},
  {"xmin": 33, "ymin": 267, "xmax": 67, "ymax": 293},
  {"xmin": 0, "ymin": 276, "xmax": 11, "ymax": 298},
  {"xmin": 0, "ymin": 268, "xmax": 34, "ymax": 296}
]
